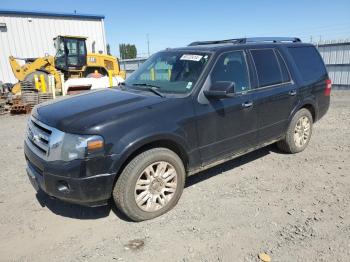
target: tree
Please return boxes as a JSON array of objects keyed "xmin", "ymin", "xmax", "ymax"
[
  {"xmin": 119, "ymin": 43, "xmax": 137, "ymax": 59},
  {"xmin": 106, "ymin": 43, "xmax": 111, "ymax": 55}
]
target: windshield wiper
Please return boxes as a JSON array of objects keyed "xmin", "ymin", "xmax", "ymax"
[{"xmin": 132, "ymin": 83, "xmax": 165, "ymax": 98}]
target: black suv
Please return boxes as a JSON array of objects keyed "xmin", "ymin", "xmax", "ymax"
[{"xmin": 24, "ymin": 37, "xmax": 331, "ymax": 221}]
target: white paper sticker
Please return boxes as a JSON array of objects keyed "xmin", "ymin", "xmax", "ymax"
[
  {"xmin": 186, "ymin": 82, "xmax": 193, "ymax": 89},
  {"xmin": 180, "ymin": 54, "xmax": 203, "ymax": 61}
]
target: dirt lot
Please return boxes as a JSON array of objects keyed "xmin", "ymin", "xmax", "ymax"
[{"xmin": 0, "ymin": 91, "xmax": 349, "ymax": 262}]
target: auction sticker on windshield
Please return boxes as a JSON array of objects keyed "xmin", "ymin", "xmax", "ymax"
[{"xmin": 180, "ymin": 54, "xmax": 203, "ymax": 61}]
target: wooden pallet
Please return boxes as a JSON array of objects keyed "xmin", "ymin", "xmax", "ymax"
[
  {"xmin": 21, "ymin": 81, "xmax": 35, "ymax": 90},
  {"xmin": 11, "ymin": 97, "xmax": 22, "ymax": 105},
  {"xmin": 21, "ymin": 91, "xmax": 38, "ymax": 108},
  {"xmin": 38, "ymin": 93, "xmax": 54, "ymax": 104}
]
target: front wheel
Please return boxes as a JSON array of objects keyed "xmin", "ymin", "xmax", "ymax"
[
  {"xmin": 277, "ymin": 108, "xmax": 313, "ymax": 154},
  {"xmin": 113, "ymin": 148, "xmax": 185, "ymax": 221}
]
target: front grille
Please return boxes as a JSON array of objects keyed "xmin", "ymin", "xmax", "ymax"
[{"xmin": 27, "ymin": 118, "xmax": 52, "ymax": 156}]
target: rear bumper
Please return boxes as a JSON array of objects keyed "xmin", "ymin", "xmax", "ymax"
[{"xmin": 24, "ymin": 141, "xmax": 116, "ymax": 207}]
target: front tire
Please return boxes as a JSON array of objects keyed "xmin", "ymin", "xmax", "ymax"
[
  {"xmin": 113, "ymin": 148, "xmax": 185, "ymax": 221},
  {"xmin": 277, "ymin": 108, "xmax": 313, "ymax": 154}
]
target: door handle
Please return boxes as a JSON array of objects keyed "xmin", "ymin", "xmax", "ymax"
[
  {"xmin": 242, "ymin": 101, "xmax": 253, "ymax": 108},
  {"xmin": 289, "ymin": 90, "xmax": 297, "ymax": 96}
]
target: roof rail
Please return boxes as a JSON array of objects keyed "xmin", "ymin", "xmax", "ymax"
[
  {"xmin": 188, "ymin": 39, "xmax": 243, "ymax": 46},
  {"xmin": 188, "ymin": 37, "xmax": 301, "ymax": 46},
  {"xmin": 244, "ymin": 37, "xmax": 302, "ymax": 43}
]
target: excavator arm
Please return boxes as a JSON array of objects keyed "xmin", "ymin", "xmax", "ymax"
[{"xmin": 9, "ymin": 56, "xmax": 62, "ymax": 91}]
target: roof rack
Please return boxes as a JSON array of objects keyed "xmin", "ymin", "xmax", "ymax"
[{"xmin": 188, "ymin": 37, "xmax": 302, "ymax": 46}]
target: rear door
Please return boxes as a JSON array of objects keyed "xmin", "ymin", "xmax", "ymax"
[
  {"xmin": 194, "ymin": 50, "xmax": 258, "ymax": 164},
  {"xmin": 249, "ymin": 48, "xmax": 298, "ymax": 143}
]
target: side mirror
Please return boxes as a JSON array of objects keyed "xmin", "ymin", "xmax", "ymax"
[{"xmin": 203, "ymin": 81, "xmax": 235, "ymax": 99}]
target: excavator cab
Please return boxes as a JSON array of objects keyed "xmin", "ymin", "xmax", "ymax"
[
  {"xmin": 9, "ymin": 35, "xmax": 126, "ymax": 94},
  {"xmin": 54, "ymin": 36, "xmax": 87, "ymax": 72}
]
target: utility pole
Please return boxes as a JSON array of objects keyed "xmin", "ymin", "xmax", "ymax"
[{"xmin": 147, "ymin": 34, "xmax": 150, "ymax": 57}]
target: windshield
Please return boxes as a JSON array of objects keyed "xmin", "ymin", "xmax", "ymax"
[{"xmin": 125, "ymin": 51, "xmax": 211, "ymax": 94}]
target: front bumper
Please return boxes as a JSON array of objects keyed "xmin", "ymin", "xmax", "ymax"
[{"xmin": 24, "ymin": 141, "xmax": 116, "ymax": 207}]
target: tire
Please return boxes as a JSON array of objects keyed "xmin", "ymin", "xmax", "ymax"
[
  {"xmin": 277, "ymin": 108, "xmax": 313, "ymax": 154},
  {"xmin": 113, "ymin": 148, "xmax": 185, "ymax": 221}
]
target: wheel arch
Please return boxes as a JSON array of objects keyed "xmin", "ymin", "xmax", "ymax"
[
  {"xmin": 301, "ymin": 104, "xmax": 316, "ymax": 122},
  {"xmin": 289, "ymin": 99, "xmax": 318, "ymax": 124},
  {"xmin": 111, "ymin": 136, "xmax": 190, "ymax": 184}
]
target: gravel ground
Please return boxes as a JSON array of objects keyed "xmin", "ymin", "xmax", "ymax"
[{"xmin": 0, "ymin": 91, "xmax": 349, "ymax": 262}]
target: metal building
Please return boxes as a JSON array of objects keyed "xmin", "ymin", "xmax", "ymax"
[
  {"xmin": 316, "ymin": 40, "xmax": 350, "ymax": 89},
  {"xmin": 120, "ymin": 57, "xmax": 147, "ymax": 77},
  {"xmin": 0, "ymin": 10, "xmax": 106, "ymax": 83}
]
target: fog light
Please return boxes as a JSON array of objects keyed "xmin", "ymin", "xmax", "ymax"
[{"xmin": 57, "ymin": 181, "xmax": 70, "ymax": 193}]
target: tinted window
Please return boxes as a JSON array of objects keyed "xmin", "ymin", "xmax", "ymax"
[
  {"xmin": 288, "ymin": 46, "xmax": 327, "ymax": 84},
  {"xmin": 211, "ymin": 51, "xmax": 250, "ymax": 93},
  {"xmin": 251, "ymin": 49, "xmax": 282, "ymax": 87},
  {"xmin": 276, "ymin": 51, "xmax": 291, "ymax": 83},
  {"xmin": 125, "ymin": 51, "xmax": 211, "ymax": 94}
]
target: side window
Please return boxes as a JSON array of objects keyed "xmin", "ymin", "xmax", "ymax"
[
  {"xmin": 78, "ymin": 40, "xmax": 86, "ymax": 55},
  {"xmin": 210, "ymin": 51, "xmax": 250, "ymax": 93},
  {"xmin": 288, "ymin": 46, "xmax": 327, "ymax": 84},
  {"xmin": 251, "ymin": 49, "xmax": 283, "ymax": 87}
]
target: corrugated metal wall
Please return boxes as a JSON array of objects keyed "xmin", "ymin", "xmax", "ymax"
[
  {"xmin": 120, "ymin": 58, "xmax": 147, "ymax": 77},
  {"xmin": 317, "ymin": 41, "xmax": 350, "ymax": 89},
  {"xmin": 0, "ymin": 14, "xmax": 106, "ymax": 83}
]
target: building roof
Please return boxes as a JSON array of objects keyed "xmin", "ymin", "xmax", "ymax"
[{"xmin": 0, "ymin": 9, "xmax": 104, "ymax": 20}]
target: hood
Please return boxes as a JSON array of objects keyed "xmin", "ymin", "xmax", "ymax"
[{"xmin": 33, "ymin": 88, "xmax": 164, "ymax": 133}]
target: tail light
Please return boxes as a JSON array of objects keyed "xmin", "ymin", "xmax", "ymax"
[{"xmin": 324, "ymin": 79, "xmax": 332, "ymax": 96}]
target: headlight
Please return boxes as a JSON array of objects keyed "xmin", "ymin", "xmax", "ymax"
[{"xmin": 60, "ymin": 134, "xmax": 104, "ymax": 161}]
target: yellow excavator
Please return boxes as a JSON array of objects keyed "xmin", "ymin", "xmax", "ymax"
[{"xmin": 9, "ymin": 35, "xmax": 126, "ymax": 94}]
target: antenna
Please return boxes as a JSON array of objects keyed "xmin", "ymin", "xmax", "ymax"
[{"xmin": 147, "ymin": 34, "xmax": 150, "ymax": 57}]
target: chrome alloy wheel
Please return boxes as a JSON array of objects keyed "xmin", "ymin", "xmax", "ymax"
[
  {"xmin": 134, "ymin": 161, "xmax": 178, "ymax": 212},
  {"xmin": 293, "ymin": 116, "xmax": 311, "ymax": 148}
]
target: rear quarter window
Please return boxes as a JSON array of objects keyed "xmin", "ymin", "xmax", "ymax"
[{"xmin": 288, "ymin": 46, "xmax": 327, "ymax": 84}]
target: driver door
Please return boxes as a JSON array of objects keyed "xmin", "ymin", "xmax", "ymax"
[{"xmin": 194, "ymin": 50, "xmax": 258, "ymax": 164}]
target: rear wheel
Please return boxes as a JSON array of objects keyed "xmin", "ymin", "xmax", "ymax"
[
  {"xmin": 113, "ymin": 148, "xmax": 185, "ymax": 221},
  {"xmin": 277, "ymin": 108, "xmax": 313, "ymax": 153}
]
